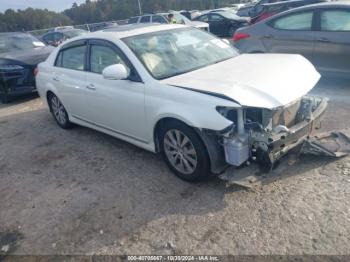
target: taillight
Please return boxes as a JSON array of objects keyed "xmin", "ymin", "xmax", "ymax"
[
  {"xmin": 34, "ymin": 67, "xmax": 39, "ymax": 77},
  {"xmin": 233, "ymin": 32, "xmax": 250, "ymax": 42}
]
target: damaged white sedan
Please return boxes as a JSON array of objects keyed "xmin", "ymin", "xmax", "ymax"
[{"xmin": 36, "ymin": 24, "xmax": 327, "ymax": 182}]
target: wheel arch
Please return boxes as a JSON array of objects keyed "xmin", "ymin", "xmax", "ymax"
[
  {"xmin": 153, "ymin": 117, "xmax": 228, "ymax": 175},
  {"xmin": 46, "ymin": 90, "xmax": 57, "ymax": 111},
  {"xmin": 153, "ymin": 117, "xmax": 193, "ymax": 153}
]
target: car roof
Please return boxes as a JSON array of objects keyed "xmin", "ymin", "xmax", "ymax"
[
  {"xmin": 261, "ymin": 0, "xmax": 350, "ymax": 21},
  {"xmin": 291, "ymin": 0, "xmax": 350, "ymax": 8},
  {"xmin": 95, "ymin": 24, "xmax": 187, "ymax": 38},
  {"xmin": 262, "ymin": 0, "xmax": 327, "ymax": 7}
]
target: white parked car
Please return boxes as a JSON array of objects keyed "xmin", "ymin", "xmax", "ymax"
[
  {"xmin": 36, "ymin": 24, "xmax": 327, "ymax": 182},
  {"xmin": 128, "ymin": 12, "xmax": 210, "ymax": 32}
]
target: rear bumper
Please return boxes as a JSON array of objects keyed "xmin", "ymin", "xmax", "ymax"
[
  {"xmin": 1, "ymin": 73, "xmax": 36, "ymax": 97},
  {"xmin": 266, "ymin": 97, "xmax": 328, "ymax": 163}
]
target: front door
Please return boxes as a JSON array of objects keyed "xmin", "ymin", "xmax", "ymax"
[{"xmin": 84, "ymin": 40, "xmax": 147, "ymax": 142}]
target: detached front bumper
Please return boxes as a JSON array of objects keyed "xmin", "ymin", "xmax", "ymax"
[{"xmin": 264, "ymin": 97, "xmax": 328, "ymax": 165}]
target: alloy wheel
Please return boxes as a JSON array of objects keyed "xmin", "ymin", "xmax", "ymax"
[
  {"xmin": 51, "ymin": 96, "xmax": 67, "ymax": 125},
  {"xmin": 163, "ymin": 129, "xmax": 198, "ymax": 175}
]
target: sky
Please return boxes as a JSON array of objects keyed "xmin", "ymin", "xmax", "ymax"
[{"xmin": 0, "ymin": 0, "xmax": 87, "ymax": 12}]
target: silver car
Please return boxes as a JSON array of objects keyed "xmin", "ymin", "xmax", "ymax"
[{"xmin": 233, "ymin": 2, "xmax": 350, "ymax": 78}]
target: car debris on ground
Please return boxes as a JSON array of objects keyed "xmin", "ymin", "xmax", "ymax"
[{"xmin": 220, "ymin": 129, "xmax": 350, "ymax": 188}]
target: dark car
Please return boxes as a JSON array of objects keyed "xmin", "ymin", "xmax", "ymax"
[
  {"xmin": 0, "ymin": 32, "xmax": 53, "ymax": 103},
  {"xmin": 250, "ymin": 0, "xmax": 327, "ymax": 24},
  {"xmin": 237, "ymin": 0, "xmax": 290, "ymax": 18},
  {"xmin": 233, "ymin": 2, "xmax": 350, "ymax": 78},
  {"xmin": 41, "ymin": 29, "xmax": 87, "ymax": 47},
  {"xmin": 195, "ymin": 11, "xmax": 250, "ymax": 36}
]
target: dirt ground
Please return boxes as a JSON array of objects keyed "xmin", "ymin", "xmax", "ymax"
[{"xmin": 0, "ymin": 77, "xmax": 350, "ymax": 256}]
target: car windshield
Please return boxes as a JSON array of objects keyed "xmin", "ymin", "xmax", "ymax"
[
  {"xmin": 0, "ymin": 34, "xmax": 45, "ymax": 54},
  {"xmin": 123, "ymin": 28, "xmax": 238, "ymax": 80}
]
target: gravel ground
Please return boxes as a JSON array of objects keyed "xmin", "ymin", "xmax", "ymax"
[{"xmin": 0, "ymin": 78, "xmax": 350, "ymax": 256}]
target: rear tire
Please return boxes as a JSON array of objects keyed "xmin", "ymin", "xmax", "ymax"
[
  {"xmin": 48, "ymin": 93, "xmax": 73, "ymax": 129},
  {"xmin": 160, "ymin": 120, "xmax": 211, "ymax": 182}
]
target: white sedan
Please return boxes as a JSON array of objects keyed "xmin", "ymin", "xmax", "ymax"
[{"xmin": 36, "ymin": 24, "xmax": 327, "ymax": 182}]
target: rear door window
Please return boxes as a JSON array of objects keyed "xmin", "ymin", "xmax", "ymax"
[
  {"xmin": 198, "ymin": 15, "xmax": 209, "ymax": 22},
  {"xmin": 320, "ymin": 10, "xmax": 350, "ymax": 31},
  {"xmin": 56, "ymin": 45, "xmax": 86, "ymax": 71},
  {"xmin": 128, "ymin": 17, "xmax": 139, "ymax": 24},
  {"xmin": 272, "ymin": 11, "xmax": 313, "ymax": 30},
  {"xmin": 210, "ymin": 14, "xmax": 225, "ymax": 22},
  {"xmin": 140, "ymin": 16, "xmax": 151, "ymax": 23},
  {"xmin": 152, "ymin": 15, "xmax": 168, "ymax": 24}
]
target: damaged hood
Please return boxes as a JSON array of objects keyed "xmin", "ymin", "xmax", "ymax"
[{"xmin": 162, "ymin": 54, "xmax": 321, "ymax": 109}]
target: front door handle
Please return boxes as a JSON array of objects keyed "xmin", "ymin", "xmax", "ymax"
[
  {"xmin": 263, "ymin": 34, "xmax": 273, "ymax": 39},
  {"xmin": 86, "ymin": 83, "xmax": 96, "ymax": 90}
]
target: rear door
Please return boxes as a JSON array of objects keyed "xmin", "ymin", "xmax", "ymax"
[
  {"xmin": 84, "ymin": 40, "xmax": 147, "ymax": 141},
  {"xmin": 53, "ymin": 40, "xmax": 90, "ymax": 119},
  {"xmin": 313, "ymin": 8, "xmax": 350, "ymax": 76},
  {"xmin": 262, "ymin": 10, "xmax": 316, "ymax": 63},
  {"xmin": 208, "ymin": 14, "xmax": 226, "ymax": 36}
]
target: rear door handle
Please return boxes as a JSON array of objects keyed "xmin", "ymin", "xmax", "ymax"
[
  {"xmin": 263, "ymin": 34, "xmax": 273, "ymax": 39},
  {"xmin": 317, "ymin": 37, "xmax": 331, "ymax": 43},
  {"xmin": 53, "ymin": 76, "xmax": 60, "ymax": 82},
  {"xmin": 86, "ymin": 83, "xmax": 96, "ymax": 90}
]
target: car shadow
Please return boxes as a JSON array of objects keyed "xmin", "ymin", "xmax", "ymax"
[
  {"xmin": 1, "ymin": 87, "xmax": 347, "ymax": 254},
  {"xmin": 0, "ymin": 107, "xmax": 246, "ymax": 255},
  {"xmin": 0, "ymin": 93, "xmax": 39, "ymax": 109}
]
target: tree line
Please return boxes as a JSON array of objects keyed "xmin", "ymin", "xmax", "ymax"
[{"xmin": 0, "ymin": 0, "xmax": 238, "ymax": 32}]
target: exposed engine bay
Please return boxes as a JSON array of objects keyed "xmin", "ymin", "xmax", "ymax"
[{"xmin": 215, "ymin": 95, "xmax": 328, "ymax": 170}]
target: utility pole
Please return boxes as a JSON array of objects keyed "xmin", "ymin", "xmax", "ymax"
[{"xmin": 137, "ymin": 0, "xmax": 142, "ymax": 15}]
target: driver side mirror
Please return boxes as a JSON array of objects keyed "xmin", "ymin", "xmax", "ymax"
[{"xmin": 102, "ymin": 64, "xmax": 129, "ymax": 80}]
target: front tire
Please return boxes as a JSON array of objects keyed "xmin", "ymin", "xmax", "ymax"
[
  {"xmin": 48, "ymin": 93, "xmax": 73, "ymax": 129},
  {"xmin": 160, "ymin": 120, "xmax": 211, "ymax": 182}
]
